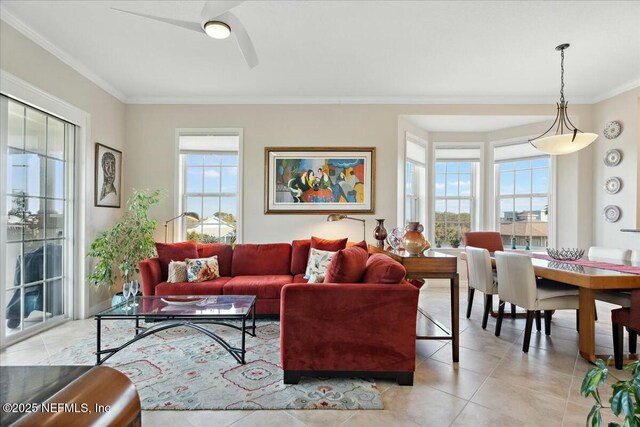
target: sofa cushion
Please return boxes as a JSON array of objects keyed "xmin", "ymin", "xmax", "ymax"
[
  {"xmin": 305, "ymin": 248, "xmax": 336, "ymax": 279},
  {"xmin": 155, "ymin": 241, "xmax": 199, "ymax": 280},
  {"xmin": 232, "ymin": 243, "xmax": 292, "ymax": 276},
  {"xmin": 290, "ymin": 239, "xmax": 311, "ymax": 275},
  {"xmin": 292, "ymin": 274, "xmax": 308, "ymax": 283},
  {"xmin": 311, "ymin": 236, "xmax": 348, "ymax": 252},
  {"xmin": 224, "ymin": 275, "xmax": 293, "ymax": 299},
  {"xmin": 347, "ymin": 240, "xmax": 368, "ymax": 251},
  {"xmin": 197, "ymin": 243, "xmax": 233, "ymax": 277},
  {"xmin": 167, "ymin": 260, "xmax": 187, "ymax": 283},
  {"xmin": 155, "ymin": 277, "xmax": 231, "ymax": 296},
  {"xmin": 362, "ymin": 254, "xmax": 406, "ymax": 284},
  {"xmin": 185, "ymin": 256, "xmax": 220, "ymax": 282},
  {"xmin": 325, "ymin": 245, "xmax": 369, "ymax": 283}
]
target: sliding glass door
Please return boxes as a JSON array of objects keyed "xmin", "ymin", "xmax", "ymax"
[{"xmin": 1, "ymin": 95, "xmax": 75, "ymax": 341}]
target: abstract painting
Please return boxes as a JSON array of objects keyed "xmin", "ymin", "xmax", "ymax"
[{"xmin": 265, "ymin": 147, "xmax": 375, "ymax": 213}]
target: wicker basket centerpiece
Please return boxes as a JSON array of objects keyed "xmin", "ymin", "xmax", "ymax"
[{"xmin": 546, "ymin": 248, "xmax": 585, "ymax": 261}]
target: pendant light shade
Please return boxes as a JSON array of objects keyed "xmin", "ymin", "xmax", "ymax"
[{"xmin": 529, "ymin": 44, "xmax": 597, "ymax": 155}]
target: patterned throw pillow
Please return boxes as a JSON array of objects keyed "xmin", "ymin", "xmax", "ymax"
[
  {"xmin": 307, "ymin": 273, "xmax": 325, "ymax": 284},
  {"xmin": 185, "ymin": 256, "xmax": 220, "ymax": 283},
  {"xmin": 304, "ymin": 248, "xmax": 335, "ymax": 279},
  {"xmin": 167, "ymin": 260, "xmax": 187, "ymax": 283}
]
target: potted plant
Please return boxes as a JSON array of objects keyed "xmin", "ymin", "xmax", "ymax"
[
  {"xmin": 87, "ymin": 189, "xmax": 162, "ymax": 293},
  {"xmin": 580, "ymin": 358, "xmax": 640, "ymax": 426},
  {"xmin": 449, "ymin": 236, "xmax": 461, "ymax": 248}
]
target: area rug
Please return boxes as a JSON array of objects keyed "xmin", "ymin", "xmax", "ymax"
[{"xmin": 40, "ymin": 320, "xmax": 383, "ymax": 411}]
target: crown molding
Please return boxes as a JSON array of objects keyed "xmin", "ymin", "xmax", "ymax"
[
  {"xmin": 590, "ymin": 78, "xmax": 640, "ymax": 104},
  {"xmin": 0, "ymin": 11, "xmax": 127, "ymax": 103},
  {"xmin": 125, "ymin": 95, "xmax": 596, "ymax": 105}
]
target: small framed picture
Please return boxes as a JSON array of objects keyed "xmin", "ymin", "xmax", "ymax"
[
  {"xmin": 94, "ymin": 143, "xmax": 122, "ymax": 208},
  {"xmin": 265, "ymin": 147, "xmax": 375, "ymax": 214}
]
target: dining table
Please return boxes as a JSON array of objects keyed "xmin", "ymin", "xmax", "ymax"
[{"xmin": 460, "ymin": 250, "xmax": 640, "ymax": 363}]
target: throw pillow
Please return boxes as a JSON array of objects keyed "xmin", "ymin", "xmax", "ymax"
[
  {"xmin": 155, "ymin": 241, "xmax": 199, "ymax": 280},
  {"xmin": 310, "ymin": 236, "xmax": 348, "ymax": 252},
  {"xmin": 362, "ymin": 254, "xmax": 406, "ymax": 284},
  {"xmin": 304, "ymin": 248, "xmax": 336, "ymax": 279},
  {"xmin": 185, "ymin": 256, "xmax": 220, "ymax": 283},
  {"xmin": 324, "ymin": 245, "xmax": 369, "ymax": 283},
  {"xmin": 167, "ymin": 260, "xmax": 187, "ymax": 283}
]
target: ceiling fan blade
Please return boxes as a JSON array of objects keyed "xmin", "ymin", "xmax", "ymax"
[
  {"xmin": 219, "ymin": 12, "xmax": 258, "ymax": 69},
  {"xmin": 112, "ymin": 8, "xmax": 202, "ymax": 34},
  {"xmin": 201, "ymin": 0, "xmax": 245, "ymax": 22}
]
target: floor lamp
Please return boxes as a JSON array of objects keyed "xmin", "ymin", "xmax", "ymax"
[
  {"xmin": 326, "ymin": 214, "xmax": 366, "ymax": 242},
  {"xmin": 164, "ymin": 212, "xmax": 199, "ymax": 242}
]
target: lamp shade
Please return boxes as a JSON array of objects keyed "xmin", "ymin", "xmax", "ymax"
[
  {"xmin": 531, "ymin": 132, "xmax": 598, "ymax": 155},
  {"xmin": 327, "ymin": 214, "xmax": 346, "ymax": 222}
]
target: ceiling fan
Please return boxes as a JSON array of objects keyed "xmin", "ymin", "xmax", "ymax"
[{"xmin": 112, "ymin": 0, "xmax": 258, "ymax": 68}]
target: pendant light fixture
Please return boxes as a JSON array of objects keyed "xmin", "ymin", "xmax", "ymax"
[{"xmin": 529, "ymin": 43, "xmax": 597, "ymax": 155}]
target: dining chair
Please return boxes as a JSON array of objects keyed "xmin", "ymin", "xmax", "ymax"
[
  {"xmin": 590, "ymin": 247, "xmax": 636, "ymax": 353},
  {"xmin": 463, "ymin": 231, "xmax": 517, "ymax": 318},
  {"xmin": 494, "ymin": 251, "xmax": 579, "ymax": 352},
  {"xmin": 465, "ymin": 247, "xmax": 498, "ymax": 329},
  {"xmin": 612, "ymin": 290, "xmax": 640, "ymax": 369}
]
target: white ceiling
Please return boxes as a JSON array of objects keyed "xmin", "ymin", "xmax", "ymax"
[
  {"xmin": 403, "ymin": 115, "xmax": 555, "ymax": 133},
  {"xmin": 1, "ymin": 1, "xmax": 639, "ymax": 104}
]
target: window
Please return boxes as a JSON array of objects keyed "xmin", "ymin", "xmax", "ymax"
[
  {"xmin": 433, "ymin": 147, "xmax": 480, "ymax": 247},
  {"xmin": 178, "ymin": 134, "xmax": 241, "ymax": 244},
  {"xmin": 2, "ymin": 96, "xmax": 75, "ymax": 338},
  {"xmin": 405, "ymin": 138, "xmax": 426, "ymax": 226},
  {"xmin": 495, "ymin": 143, "xmax": 550, "ymax": 249}
]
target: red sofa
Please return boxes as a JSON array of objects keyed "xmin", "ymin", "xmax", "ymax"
[{"xmin": 139, "ymin": 240, "xmax": 419, "ymax": 385}]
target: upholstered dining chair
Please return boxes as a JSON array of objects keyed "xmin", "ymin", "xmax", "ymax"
[
  {"xmin": 494, "ymin": 251, "xmax": 580, "ymax": 352},
  {"xmin": 612, "ymin": 290, "xmax": 640, "ymax": 369},
  {"xmin": 590, "ymin": 247, "xmax": 636, "ymax": 353},
  {"xmin": 465, "ymin": 247, "xmax": 499, "ymax": 329},
  {"xmin": 463, "ymin": 231, "xmax": 517, "ymax": 318}
]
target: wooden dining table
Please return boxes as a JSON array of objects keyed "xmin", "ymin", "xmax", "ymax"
[{"xmin": 461, "ymin": 251, "xmax": 640, "ymax": 363}]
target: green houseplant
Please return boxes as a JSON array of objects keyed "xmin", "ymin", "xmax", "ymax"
[
  {"xmin": 87, "ymin": 189, "xmax": 162, "ymax": 288},
  {"xmin": 581, "ymin": 358, "xmax": 640, "ymax": 426}
]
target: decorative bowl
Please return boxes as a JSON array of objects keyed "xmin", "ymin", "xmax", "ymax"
[{"xmin": 546, "ymin": 248, "xmax": 585, "ymax": 261}]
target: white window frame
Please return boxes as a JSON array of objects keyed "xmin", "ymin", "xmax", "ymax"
[
  {"xmin": 1, "ymin": 71, "xmax": 89, "ymax": 347},
  {"xmin": 431, "ymin": 143, "xmax": 482, "ymax": 247},
  {"xmin": 490, "ymin": 138, "xmax": 557, "ymax": 249},
  {"xmin": 404, "ymin": 134, "xmax": 427, "ymax": 227},
  {"xmin": 174, "ymin": 129, "xmax": 243, "ymax": 243}
]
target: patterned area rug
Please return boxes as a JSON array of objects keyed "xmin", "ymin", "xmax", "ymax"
[{"xmin": 40, "ymin": 320, "xmax": 383, "ymax": 410}]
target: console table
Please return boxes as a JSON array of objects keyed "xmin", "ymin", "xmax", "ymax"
[{"xmin": 368, "ymin": 246, "xmax": 460, "ymax": 362}]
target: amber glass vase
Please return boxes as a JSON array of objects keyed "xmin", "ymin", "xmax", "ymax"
[
  {"xmin": 373, "ymin": 219, "xmax": 388, "ymax": 248},
  {"xmin": 402, "ymin": 222, "xmax": 431, "ymax": 255}
]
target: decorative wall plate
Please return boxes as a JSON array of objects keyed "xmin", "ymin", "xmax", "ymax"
[
  {"xmin": 603, "ymin": 149, "xmax": 622, "ymax": 167},
  {"xmin": 603, "ymin": 205, "xmax": 621, "ymax": 223},
  {"xmin": 604, "ymin": 177, "xmax": 622, "ymax": 194},
  {"xmin": 603, "ymin": 121, "xmax": 622, "ymax": 139}
]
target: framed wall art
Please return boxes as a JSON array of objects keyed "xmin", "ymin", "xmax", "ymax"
[
  {"xmin": 264, "ymin": 147, "xmax": 375, "ymax": 214},
  {"xmin": 94, "ymin": 142, "xmax": 122, "ymax": 208}
]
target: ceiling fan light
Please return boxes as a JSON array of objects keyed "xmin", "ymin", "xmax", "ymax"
[
  {"xmin": 204, "ymin": 21, "xmax": 231, "ymax": 39},
  {"xmin": 530, "ymin": 132, "xmax": 598, "ymax": 155}
]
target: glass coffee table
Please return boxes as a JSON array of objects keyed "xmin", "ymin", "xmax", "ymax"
[{"xmin": 95, "ymin": 295, "xmax": 256, "ymax": 365}]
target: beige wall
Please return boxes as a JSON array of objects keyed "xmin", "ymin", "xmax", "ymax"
[
  {"xmin": 1, "ymin": 21, "xmax": 127, "ymax": 314},
  {"xmin": 125, "ymin": 103, "xmax": 597, "ymax": 248},
  {"xmin": 592, "ymin": 87, "xmax": 640, "ymax": 250}
]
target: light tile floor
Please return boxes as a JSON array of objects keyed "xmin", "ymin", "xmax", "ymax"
[{"xmin": 1, "ymin": 285, "xmax": 634, "ymax": 426}]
